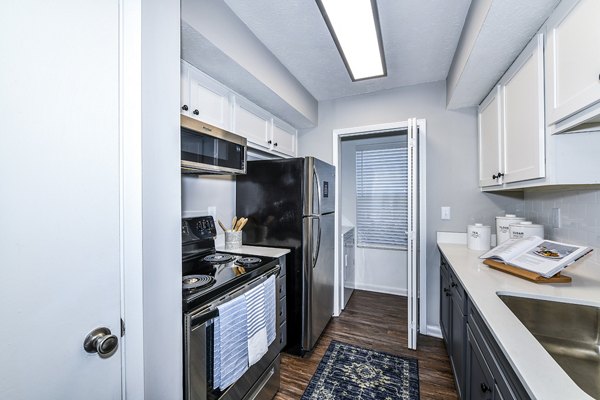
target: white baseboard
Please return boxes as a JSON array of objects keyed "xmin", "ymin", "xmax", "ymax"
[
  {"xmin": 424, "ymin": 324, "xmax": 442, "ymax": 338},
  {"xmin": 354, "ymin": 282, "xmax": 408, "ymax": 297}
]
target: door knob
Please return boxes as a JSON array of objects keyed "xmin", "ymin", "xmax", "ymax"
[{"xmin": 84, "ymin": 327, "xmax": 118, "ymax": 358}]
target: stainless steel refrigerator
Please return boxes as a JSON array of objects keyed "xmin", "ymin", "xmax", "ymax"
[{"xmin": 236, "ymin": 157, "xmax": 335, "ymax": 355}]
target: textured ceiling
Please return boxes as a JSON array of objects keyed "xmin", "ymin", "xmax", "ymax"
[
  {"xmin": 448, "ymin": 0, "xmax": 561, "ymax": 109},
  {"xmin": 224, "ymin": 0, "xmax": 472, "ymax": 101}
]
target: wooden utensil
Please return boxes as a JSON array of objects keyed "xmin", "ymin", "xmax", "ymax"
[
  {"xmin": 233, "ymin": 218, "xmax": 244, "ymax": 232},
  {"xmin": 237, "ymin": 218, "xmax": 248, "ymax": 232},
  {"xmin": 231, "ymin": 216, "xmax": 237, "ymax": 231},
  {"xmin": 217, "ymin": 219, "xmax": 228, "ymax": 233}
]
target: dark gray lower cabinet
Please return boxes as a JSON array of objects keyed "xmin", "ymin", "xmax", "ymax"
[
  {"xmin": 440, "ymin": 255, "xmax": 466, "ymax": 398},
  {"xmin": 439, "ymin": 252, "xmax": 530, "ymax": 400},
  {"xmin": 467, "ymin": 326, "xmax": 494, "ymax": 400}
]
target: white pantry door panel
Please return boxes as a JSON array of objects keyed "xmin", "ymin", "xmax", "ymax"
[
  {"xmin": 546, "ymin": 0, "xmax": 600, "ymax": 124},
  {"xmin": 0, "ymin": 1, "xmax": 122, "ymax": 399},
  {"xmin": 407, "ymin": 118, "xmax": 419, "ymax": 350}
]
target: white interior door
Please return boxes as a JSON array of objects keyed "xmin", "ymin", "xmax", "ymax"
[
  {"xmin": 0, "ymin": 1, "xmax": 123, "ymax": 398},
  {"xmin": 407, "ymin": 118, "xmax": 419, "ymax": 350}
]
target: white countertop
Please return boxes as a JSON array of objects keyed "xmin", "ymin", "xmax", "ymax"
[
  {"xmin": 437, "ymin": 233, "xmax": 599, "ymax": 400},
  {"xmin": 341, "ymin": 225, "xmax": 355, "ymax": 236},
  {"xmin": 216, "ymin": 244, "xmax": 290, "ymax": 258}
]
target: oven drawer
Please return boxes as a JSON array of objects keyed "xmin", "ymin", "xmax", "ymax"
[{"xmin": 243, "ymin": 355, "xmax": 280, "ymax": 400}]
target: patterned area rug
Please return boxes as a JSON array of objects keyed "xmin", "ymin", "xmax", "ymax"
[{"xmin": 302, "ymin": 341, "xmax": 420, "ymax": 400}]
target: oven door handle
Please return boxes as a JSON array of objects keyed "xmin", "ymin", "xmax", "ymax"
[
  {"xmin": 189, "ymin": 264, "xmax": 281, "ymax": 328},
  {"xmin": 191, "ymin": 308, "xmax": 219, "ymax": 328}
]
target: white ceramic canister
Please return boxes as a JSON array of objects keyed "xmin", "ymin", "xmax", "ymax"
[
  {"xmin": 496, "ymin": 214, "xmax": 525, "ymax": 244},
  {"xmin": 509, "ymin": 221, "xmax": 544, "ymax": 240},
  {"xmin": 467, "ymin": 223, "xmax": 492, "ymax": 251}
]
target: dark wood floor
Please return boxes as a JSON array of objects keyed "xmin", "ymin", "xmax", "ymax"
[{"xmin": 275, "ymin": 290, "xmax": 458, "ymax": 400}]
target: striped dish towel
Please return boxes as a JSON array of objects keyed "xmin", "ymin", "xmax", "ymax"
[
  {"xmin": 245, "ymin": 283, "xmax": 268, "ymax": 366},
  {"xmin": 263, "ymin": 275, "xmax": 277, "ymax": 345},
  {"xmin": 217, "ymin": 294, "xmax": 249, "ymax": 389},
  {"xmin": 213, "ymin": 317, "xmax": 221, "ymax": 389}
]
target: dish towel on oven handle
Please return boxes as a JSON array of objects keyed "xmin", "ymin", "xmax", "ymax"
[
  {"xmin": 245, "ymin": 281, "xmax": 268, "ymax": 366},
  {"xmin": 263, "ymin": 275, "xmax": 276, "ymax": 345},
  {"xmin": 216, "ymin": 294, "xmax": 249, "ymax": 390},
  {"xmin": 212, "ymin": 317, "xmax": 221, "ymax": 390}
]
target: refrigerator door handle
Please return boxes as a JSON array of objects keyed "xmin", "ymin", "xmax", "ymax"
[
  {"xmin": 312, "ymin": 217, "xmax": 321, "ymax": 269},
  {"xmin": 313, "ymin": 165, "xmax": 322, "ymax": 216}
]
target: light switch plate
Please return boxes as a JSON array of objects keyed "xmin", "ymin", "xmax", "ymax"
[{"xmin": 441, "ymin": 206, "xmax": 451, "ymax": 220}]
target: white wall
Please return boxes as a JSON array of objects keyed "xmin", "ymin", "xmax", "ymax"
[
  {"xmin": 523, "ymin": 188, "xmax": 600, "ymax": 264},
  {"xmin": 182, "ymin": 175, "xmax": 236, "ymax": 246},
  {"xmin": 141, "ymin": 0, "xmax": 182, "ymax": 398},
  {"xmin": 298, "ymin": 81, "xmax": 523, "ymax": 334},
  {"xmin": 341, "ymin": 134, "xmax": 408, "ymax": 296}
]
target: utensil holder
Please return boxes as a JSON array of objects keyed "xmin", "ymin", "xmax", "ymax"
[{"xmin": 225, "ymin": 231, "xmax": 242, "ymax": 250}]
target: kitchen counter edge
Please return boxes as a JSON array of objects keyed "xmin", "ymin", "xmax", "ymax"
[{"xmin": 217, "ymin": 244, "xmax": 290, "ymax": 259}]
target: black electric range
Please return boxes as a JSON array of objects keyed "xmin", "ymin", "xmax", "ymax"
[{"xmin": 182, "ymin": 216, "xmax": 279, "ymax": 312}]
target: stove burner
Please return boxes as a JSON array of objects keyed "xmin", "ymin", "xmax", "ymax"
[
  {"xmin": 236, "ymin": 257, "xmax": 262, "ymax": 266},
  {"xmin": 203, "ymin": 253, "xmax": 235, "ymax": 264},
  {"xmin": 182, "ymin": 274, "xmax": 215, "ymax": 290}
]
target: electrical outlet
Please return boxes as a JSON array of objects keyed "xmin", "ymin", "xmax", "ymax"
[
  {"xmin": 552, "ymin": 207, "xmax": 561, "ymax": 228},
  {"xmin": 441, "ymin": 206, "xmax": 451, "ymax": 220}
]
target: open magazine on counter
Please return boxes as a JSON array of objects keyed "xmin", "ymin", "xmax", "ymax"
[{"xmin": 479, "ymin": 236, "xmax": 593, "ymax": 278}]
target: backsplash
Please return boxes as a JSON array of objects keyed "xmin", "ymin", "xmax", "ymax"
[{"xmin": 523, "ymin": 188, "xmax": 600, "ymax": 261}]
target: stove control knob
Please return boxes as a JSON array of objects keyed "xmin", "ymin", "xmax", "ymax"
[{"xmin": 83, "ymin": 327, "xmax": 119, "ymax": 358}]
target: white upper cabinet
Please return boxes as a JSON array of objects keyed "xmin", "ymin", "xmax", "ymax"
[
  {"xmin": 478, "ymin": 87, "xmax": 503, "ymax": 187},
  {"xmin": 271, "ymin": 119, "xmax": 297, "ymax": 157},
  {"xmin": 233, "ymin": 97, "xmax": 271, "ymax": 150},
  {"xmin": 180, "ymin": 61, "xmax": 298, "ymax": 157},
  {"xmin": 181, "ymin": 62, "xmax": 190, "ymax": 117},
  {"xmin": 502, "ymin": 34, "xmax": 545, "ymax": 184},
  {"xmin": 546, "ymin": 0, "xmax": 600, "ymax": 126},
  {"xmin": 187, "ymin": 66, "xmax": 232, "ymax": 130},
  {"xmin": 478, "ymin": 34, "xmax": 546, "ymax": 189}
]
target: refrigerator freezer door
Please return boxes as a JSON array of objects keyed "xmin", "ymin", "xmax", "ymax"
[
  {"xmin": 301, "ymin": 212, "xmax": 334, "ymax": 352},
  {"xmin": 303, "ymin": 157, "xmax": 335, "ymax": 217}
]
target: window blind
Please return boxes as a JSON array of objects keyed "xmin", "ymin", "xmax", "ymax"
[{"xmin": 355, "ymin": 142, "xmax": 407, "ymax": 249}]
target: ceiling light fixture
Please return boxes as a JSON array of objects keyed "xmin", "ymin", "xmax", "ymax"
[{"xmin": 316, "ymin": 0, "xmax": 387, "ymax": 81}]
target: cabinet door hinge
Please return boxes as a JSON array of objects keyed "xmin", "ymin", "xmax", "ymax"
[{"xmin": 121, "ymin": 318, "xmax": 125, "ymax": 337}]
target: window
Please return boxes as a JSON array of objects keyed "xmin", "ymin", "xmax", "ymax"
[{"xmin": 355, "ymin": 141, "xmax": 407, "ymax": 249}]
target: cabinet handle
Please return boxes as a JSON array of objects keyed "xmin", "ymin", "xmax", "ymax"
[
  {"xmin": 451, "ymin": 282, "xmax": 457, "ymax": 288},
  {"xmin": 274, "ymin": 142, "xmax": 278, "ymax": 147},
  {"xmin": 446, "ymin": 292, "xmax": 452, "ymax": 297},
  {"xmin": 193, "ymin": 109, "xmax": 199, "ymax": 115},
  {"xmin": 268, "ymin": 140, "xmax": 272, "ymax": 144},
  {"xmin": 481, "ymin": 383, "xmax": 491, "ymax": 393},
  {"xmin": 181, "ymin": 105, "xmax": 188, "ymax": 111}
]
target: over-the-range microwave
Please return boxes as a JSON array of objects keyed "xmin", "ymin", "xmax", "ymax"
[{"xmin": 181, "ymin": 115, "xmax": 247, "ymax": 175}]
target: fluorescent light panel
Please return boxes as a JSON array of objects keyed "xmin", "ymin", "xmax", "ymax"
[{"xmin": 317, "ymin": 0, "xmax": 386, "ymax": 81}]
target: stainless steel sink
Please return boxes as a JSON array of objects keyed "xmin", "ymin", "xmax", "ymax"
[{"xmin": 498, "ymin": 294, "xmax": 600, "ymax": 399}]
